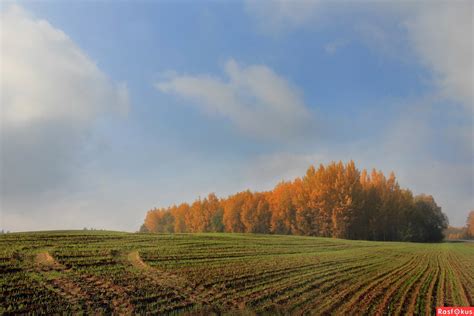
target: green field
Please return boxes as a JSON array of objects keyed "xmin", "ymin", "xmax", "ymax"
[{"xmin": 1, "ymin": 231, "xmax": 472, "ymax": 315}]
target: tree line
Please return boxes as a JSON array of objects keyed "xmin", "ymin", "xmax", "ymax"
[
  {"xmin": 444, "ymin": 211, "xmax": 474, "ymax": 240},
  {"xmin": 141, "ymin": 161, "xmax": 448, "ymax": 242}
]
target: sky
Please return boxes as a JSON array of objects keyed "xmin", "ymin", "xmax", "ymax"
[{"xmin": 1, "ymin": 0, "xmax": 473, "ymax": 232}]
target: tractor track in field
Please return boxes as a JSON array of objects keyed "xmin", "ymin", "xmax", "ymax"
[
  {"xmin": 126, "ymin": 251, "xmax": 191, "ymax": 289},
  {"xmin": 34, "ymin": 251, "xmax": 134, "ymax": 315},
  {"xmin": 125, "ymin": 250, "xmax": 243, "ymax": 311},
  {"xmin": 48, "ymin": 277, "xmax": 93, "ymax": 312}
]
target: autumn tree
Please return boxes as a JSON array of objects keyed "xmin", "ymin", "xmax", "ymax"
[
  {"xmin": 143, "ymin": 208, "xmax": 162, "ymax": 232},
  {"xmin": 466, "ymin": 210, "xmax": 474, "ymax": 239},
  {"xmin": 444, "ymin": 226, "xmax": 467, "ymax": 240},
  {"xmin": 144, "ymin": 208, "xmax": 174, "ymax": 233},
  {"xmin": 255, "ymin": 196, "xmax": 272, "ymax": 233},
  {"xmin": 206, "ymin": 193, "xmax": 225, "ymax": 232},
  {"xmin": 293, "ymin": 176, "xmax": 319, "ymax": 236},
  {"xmin": 240, "ymin": 191, "xmax": 258, "ymax": 233},
  {"xmin": 269, "ymin": 181, "xmax": 297, "ymax": 234},
  {"xmin": 311, "ymin": 163, "xmax": 336, "ymax": 237},
  {"xmin": 171, "ymin": 203, "xmax": 189, "ymax": 233},
  {"xmin": 223, "ymin": 192, "xmax": 247, "ymax": 233},
  {"xmin": 332, "ymin": 161, "xmax": 364, "ymax": 239},
  {"xmin": 238, "ymin": 192, "xmax": 270, "ymax": 234}
]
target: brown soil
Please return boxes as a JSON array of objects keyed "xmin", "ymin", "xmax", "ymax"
[
  {"xmin": 35, "ymin": 251, "xmax": 134, "ymax": 315},
  {"xmin": 80, "ymin": 274, "xmax": 134, "ymax": 315},
  {"xmin": 50, "ymin": 277, "xmax": 93, "ymax": 312}
]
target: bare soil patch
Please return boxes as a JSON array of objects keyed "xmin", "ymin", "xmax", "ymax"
[{"xmin": 35, "ymin": 251, "xmax": 66, "ymax": 271}]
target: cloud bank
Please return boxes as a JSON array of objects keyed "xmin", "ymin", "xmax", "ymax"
[{"xmin": 1, "ymin": 5, "xmax": 129, "ymax": 208}]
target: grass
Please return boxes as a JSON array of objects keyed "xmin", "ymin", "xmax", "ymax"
[{"xmin": 0, "ymin": 231, "xmax": 472, "ymax": 315}]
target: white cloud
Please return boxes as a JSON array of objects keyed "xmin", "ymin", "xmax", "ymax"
[
  {"xmin": 155, "ymin": 59, "xmax": 312, "ymax": 140},
  {"xmin": 1, "ymin": 5, "xmax": 129, "ymax": 205},
  {"xmin": 1, "ymin": 5, "xmax": 129, "ymax": 126},
  {"xmin": 404, "ymin": 1, "xmax": 473, "ymax": 111}
]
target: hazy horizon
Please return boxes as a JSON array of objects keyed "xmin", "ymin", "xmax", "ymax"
[{"xmin": 1, "ymin": 0, "xmax": 473, "ymax": 232}]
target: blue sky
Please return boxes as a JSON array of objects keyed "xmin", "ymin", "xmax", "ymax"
[{"xmin": 1, "ymin": 0, "xmax": 472, "ymax": 231}]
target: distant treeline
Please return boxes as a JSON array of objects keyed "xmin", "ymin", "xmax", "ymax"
[
  {"xmin": 444, "ymin": 211, "xmax": 474, "ymax": 240},
  {"xmin": 142, "ymin": 161, "xmax": 448, "ymax": 242}
]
